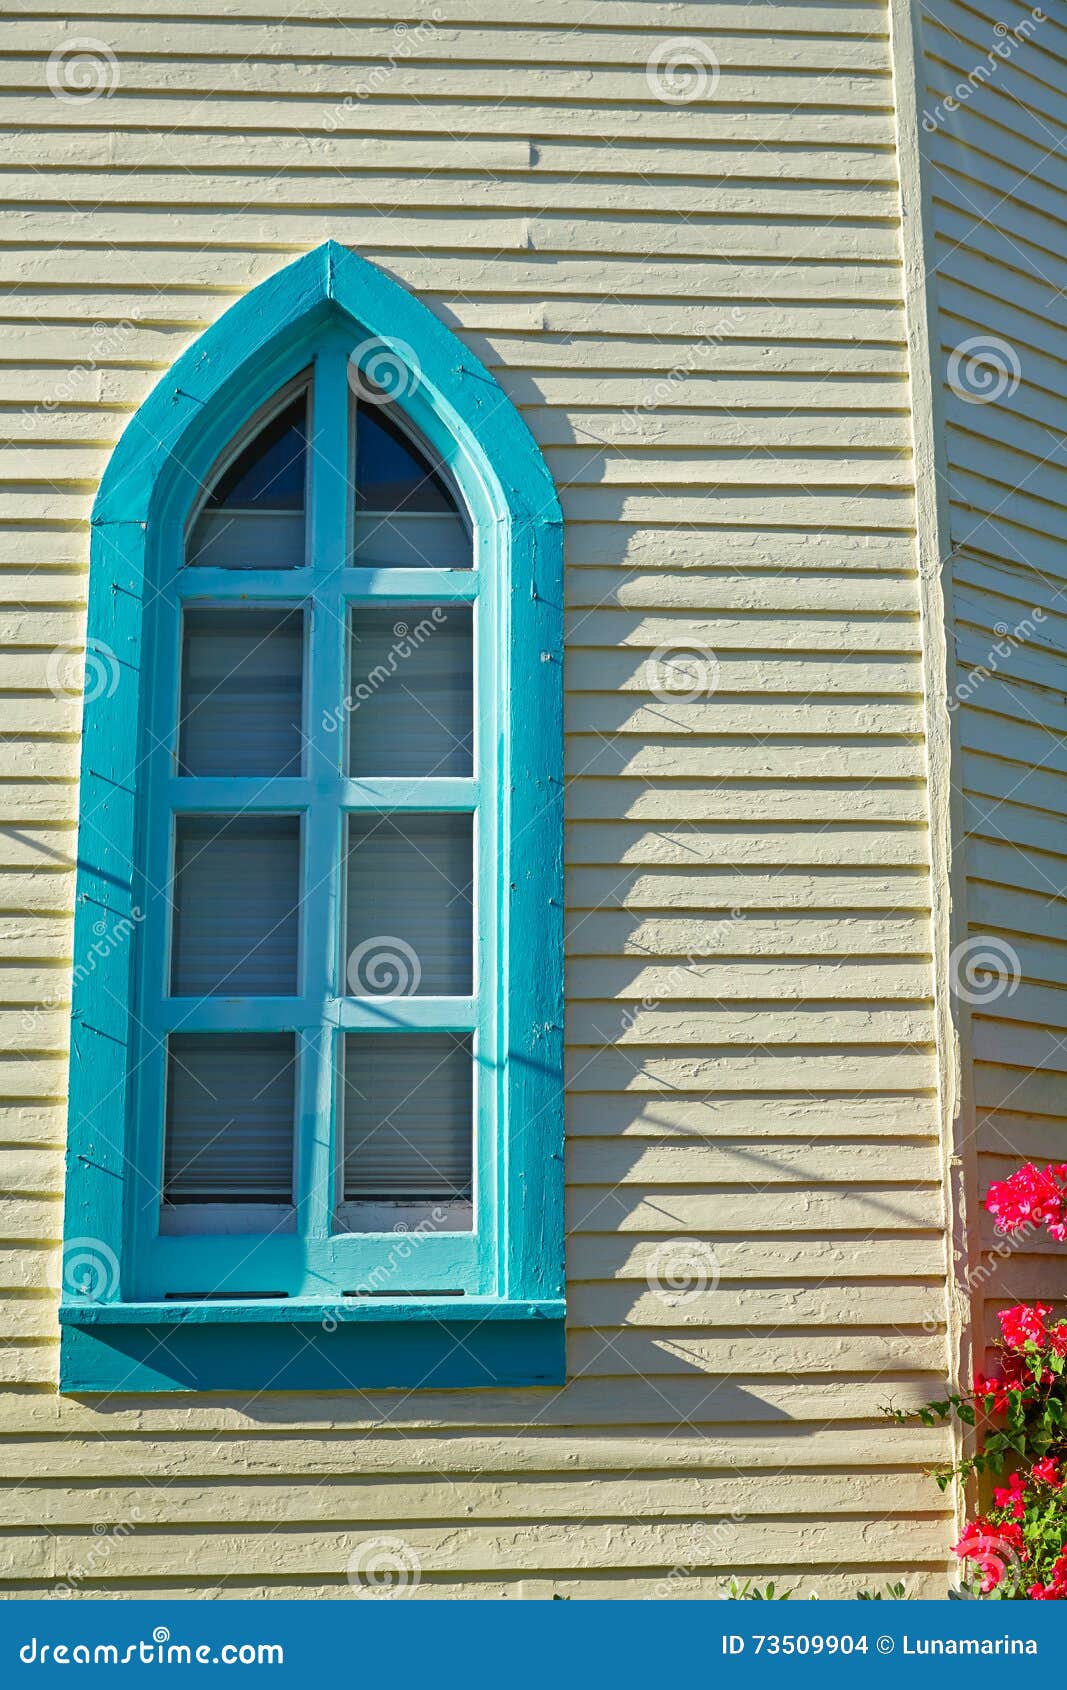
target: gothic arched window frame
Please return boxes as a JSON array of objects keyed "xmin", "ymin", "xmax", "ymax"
[{"xmin": 59, "ymin": 243, "xmax": 564, "ymax": 1393}]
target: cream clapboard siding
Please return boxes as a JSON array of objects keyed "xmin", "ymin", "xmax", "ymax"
[
  {"xmin": 914, "ymin": 0, "xmax": 1067, "ymax": 1351},
  {"xmin": 0, "ymin": 0, "xmax": 954, "ymax": 1594}
]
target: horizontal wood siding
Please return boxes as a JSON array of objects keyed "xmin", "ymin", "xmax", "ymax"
[
  {"xmin": 0, "ymin": 0, "xmax": 952, "ymax": 1595},
  {"xmin": 918, "ymin": 0, "xmax": 1067, "ymax": 1349}
]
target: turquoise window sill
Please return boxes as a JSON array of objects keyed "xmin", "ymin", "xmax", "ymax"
[{"xmin": 59, "ymin": 1299, "xmax": 566, "ymax": 1393}]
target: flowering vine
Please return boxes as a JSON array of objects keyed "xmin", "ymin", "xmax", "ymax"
[{"xmin": 893, "ymin": 1163, "xmax": 1067, "ymax": 1598}]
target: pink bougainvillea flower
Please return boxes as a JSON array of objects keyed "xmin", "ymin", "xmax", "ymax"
[
  {"xmin": 1031, "ymin": 1457, "xmax": 1062, "ymax": 1489},
  {"xmin": 993, "ymin": 1470, "xmax": 1028, "ymax": 1518},
  {"xmin": 1049, "ymin": 1323, "xmax": 1067, "ymax": 1358},
  {"xmin": 952, "ymin": 1517, "xmax": 989, "ymax": 1558},
  {"xmin": 973, "ymin": 1370, "xmax": 1010, "ymax": 1414},
  {"xmin": 1028, "ymin": 1555, "xmax": 1067, "ymax": 1600},
  {"xmin": 996, "ymin": 1521, "xmax": 1024, "ymax": 1553},
  {"xmin": 997, "ymin": 1302, "xmax": 1052, "ymax": 1351},
  {"xmin": 953, "ymin": 1519, "xmax": 1026, "ymax": 1593},
  {"xmin": 986, "ymin": 1162, "xmax": 1067, "ymax": 1240}
]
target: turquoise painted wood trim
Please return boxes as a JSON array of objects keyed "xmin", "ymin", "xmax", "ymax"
[
  {"xmin": 165, "ymin": 777, "xmax": 479, "ymax": 811},
  {"xmin": 145, "ymin": 1229, "xmax": 479, "ymax": 1292},
  {"xmin": 60, "ymin": 1297, "xmax": 565, "ymax": 1326},
  {"xmin": 174, "ymin": 568, "xmax": 479, "ymax": 602},
  {"xmin": 300, "ymin": 336, "xmax": 349, "ymax": 1250},
  {"xmin": 155, "ymin": 998, "xmax": 479, "ymax": 1035},
  {"xmin": 60, "ymin": 1310, "xmax": 566, "ymax": 1393},
  {"xmin": 61, "ymin": 241, "xmax": 564, "ymax": 1391},
  {"xmin": 91, "ymin": 243, "xmax": 559, "ymax": 530}
]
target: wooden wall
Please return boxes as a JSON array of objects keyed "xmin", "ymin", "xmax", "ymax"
[
  {"xmin": 915, "ymin": 0, "xmax": 1067, "ymax": 1351},
  {"xmin": 0, "ymin": 0, "xmax": 954, "ymax": 1595}
]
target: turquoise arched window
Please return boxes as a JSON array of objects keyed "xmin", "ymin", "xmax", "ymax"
[{"xmin": 59, "ymin": 244, "xmax": 564, "ymax": 1392}]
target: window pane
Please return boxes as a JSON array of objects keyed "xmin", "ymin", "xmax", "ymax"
[
  {"xmin": 356, "ymin": 403, "xmax": 456, "ymax": 513},
  {"xmin": 208, "ymin": 396, "xmax": 307, "ymax": 511},
  {"xmin": 342, "ymin": 1033, "xmax": 473, "ymax": 1201},
  {"xmin": 352, "ymin": 397, "xmax": 471, "ymax": 568},
  {"xmin": 164, "ymin": 1033, "xmax": 296, "ymax": 1203},
  {"xmin": 190, "ymin": 511, "xmax": 305, "ymax": 570},
  {"xmin": 179, "ymin": 607, "xmax": 303, "ymax": 777},
  {"xmin": 348, "ymin": 605, "xmax": 473, "ymax": 777},
  {"xmin": 171, "ymin": 815, "xmax": 300, "ymax": 996},
  {"xmin": 345, "ymin": 814, "xmax": 473, "ymax": 997},
  {"xmin": 188, "ymin": 391, "xmax": 307, "ymax": 568},
  {"xmin": 353, "ymin": 512, "xmax": 471, "ymax": 570}
]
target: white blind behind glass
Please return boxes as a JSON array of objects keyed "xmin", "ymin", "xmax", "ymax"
[
  {"xmin": 179, "ymin": 607, "xmax": 304, "ymax": 777},
  {"xmin": 345, "ymin": 813, "xmax": 473, "ymax": 997},
  {"xmin": 342, "ymin": 1033, "xmax": 473, "ymax": 1201},
  {"xmin": 171, "ymin": 815, "xmax": 301, "ymax": 997},
  {"xmin": 164, "ymin": 1033, "xmax": 296, "ymax": 1204},
  {"xmin": 348, "ymin": 606, "xmax": 473, "ymax": 777}
]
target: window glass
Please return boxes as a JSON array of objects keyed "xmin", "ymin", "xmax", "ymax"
[
  {"xmin": 179, "ymin": 607, "xmax": 304, "ymax": 777},
  {"xmin": 352, "ymin": 396, "xmax": 471, "ymax": 569},
  {"xmin": 342, "ymin": 1033, "xmax": 473, "ymax": 1203},
  {"xmin": 356, "ymin": 402, "xmax": 456, "ymax": 512},
  {"xmin": 164, "ymin": 1033, "xmax": 296, "ymax": 1206},
  {"xmin": 348, "ymin": 605, "xmax": 473, "ymax": 777},
  {"xmin": 188, "ymin": 389, "xmax": 308, "ymax": 568},
  {"xmin": 171, "ymin": 816, "xmax": 301, "ymax": 997},
  {"xmin": 160, "ymin": 372, "xmax": 482, "ymax": 1258},
  {"xmin": 345, "ymin": 813, "xmax": 473, "ymax": 997},
  {"xmin": 208, "ymin": 396, "xmax": 307, "ymax": 510}
]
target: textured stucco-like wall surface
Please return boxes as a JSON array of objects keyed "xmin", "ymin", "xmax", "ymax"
[{"xmin": 0, "ymin": 0, "xmax": 953, "ymax": 1596}]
